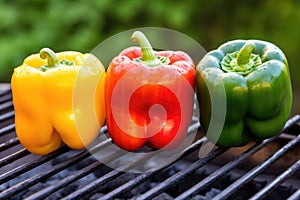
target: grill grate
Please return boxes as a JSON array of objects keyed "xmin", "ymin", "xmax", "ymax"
[{"xmin": 0, "ymin": 85, "xmax": 299, "ymax": 200}]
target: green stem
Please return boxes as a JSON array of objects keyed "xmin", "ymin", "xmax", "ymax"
[
  {"xmin": 237, "ymin": 41, "xmax": 256, "ymax": 66},
  {"xmin": 39, "ymin": 48, "xmax": 59, "ymax": 68},
  {"xmin": 221, "ymin": 41, "xmax": 261, "ymax": 76},
  {"xmin": 131, "ymin": 31, "xmax": 162, "ymax": 67}
]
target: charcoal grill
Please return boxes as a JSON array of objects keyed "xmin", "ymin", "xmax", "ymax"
[{"xmin": 0, "ymin": 84, "xmax": 300, "ymax": 200}]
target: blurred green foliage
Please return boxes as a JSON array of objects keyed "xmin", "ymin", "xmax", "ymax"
[{"xmin": 0, "ymin": 0, "xmax": 299, "ymax": 113}]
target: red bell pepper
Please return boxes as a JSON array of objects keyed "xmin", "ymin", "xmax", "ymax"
[{"xmin": 105, "ymin": 31, "xmax": 195, "ymax": 151}]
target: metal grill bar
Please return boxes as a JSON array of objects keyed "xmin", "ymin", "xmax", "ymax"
[
  {"xmin": 0, "ymin": 137, "xmax": 18, "ymax": 151},
  {"xmin": 25, "ymin": 150, "xmax": 123, "ymax": 200},
  {"xmin": 175, "ymin": 138, "xmax": 275, "ymax": 200},
  {"xmin": 173, "ymin": 115, "xmax": 300, "ymax": 199},
  {"xmin": 0, "ymin": 111, "xmax": 14, "ymax": 122},
  {"xmin": 0, "ymin": 138, "xmax": 111, "ymax": 199},
  {"xmin": 63, "ymin": 122, "xmax": 201, "ymax": 200},
  {"xmin": 0, "ymin": 124, "xmax": 15, "ymax": 135},
  {"xmin": 210, "ymin": 132, "xmax": 300, "ymax": 200},
  {"xmin": 0, "ymin": 93, "xmax": 12, "ymax": 104},
  {"xmin": 250, "ymin": 160, "xmax": 300, "ymax": 200},
  {"xmin": 0, "ymin": 149, "xmax": 87, "ymax": 199},
  {"xmin": 288, "ymin": 189, "xmax": 300, "ymax": 200},
  {"xmin": 0, "ymin": 149, "xmax": 30, "ymax": 168},
  {"xmin": 62, "ymin": 152, "xmax": 152, "ymax": 200},
  {"xmin": 99, "ymin": 135, "xmax": 211, "ymax": 200},
  {"xmin": 280, "ymin": 115, "xmax": 300, "ymax": 130},
  {"xmin": 0, "ymin": 86, "xmax": 299, "ymax": 199},
  {"xmin": 0, "ymin": 146, "xmax": 69, "ymax": 185},
  {"xmin": 0, "ymin": 89, "xmax": 10, "ymax": 96},
  {"xmin": 0, "ymin": 101, "xmax": 13, "ymax": 111},
  {"xmin": 118, "ymin": 147, "xmax": 226, "ymax": 200},
  {"xmin": 0, "ymin": 117, "xmax": 109, "ymax": 184}
]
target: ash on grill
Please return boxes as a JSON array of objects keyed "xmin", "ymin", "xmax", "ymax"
[{"xmin": 0, "ymin": 85, "xmax": 300, "ymax": 200}]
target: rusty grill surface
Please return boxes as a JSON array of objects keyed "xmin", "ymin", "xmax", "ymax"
[{"xmin": 0, "ymin": 85, "xmax": 300, "ymax": 200}]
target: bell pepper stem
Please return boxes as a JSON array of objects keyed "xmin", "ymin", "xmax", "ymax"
[
  {"xmin": 131, "ymin": 31, "xmax": 162, "ymax": 67},
  {"xmin": 221, "ymin": 41, "xmax": 261, "ymax": 75},
  {"xmin": 237, "ymin": 41, "xmax": 256, "ymax": 66},
  {"xmin": 39, "ymin": 48, "xmax": 59, "ymax": 68}
]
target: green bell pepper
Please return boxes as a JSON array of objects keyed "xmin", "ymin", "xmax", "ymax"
[{"xmin": 196, "ymin": 39, "xmax": 293, "ymax": 148}]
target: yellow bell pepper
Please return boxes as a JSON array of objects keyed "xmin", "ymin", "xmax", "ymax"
[{"xmin": 11, "ymin": 48, "xmax": 106, "ymax": 155}]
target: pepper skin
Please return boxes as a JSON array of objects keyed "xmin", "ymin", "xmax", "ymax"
[
  {"xmin": 196, "ymin": 40, "xmax": 292, "ymax": 148},
  {"xmin": 11, "ymin": 48, "xmax": 106, "ymax": 155},
  {"xmin": 105, "ymin": 31, "xmax": 195, "ymax": 151}
]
